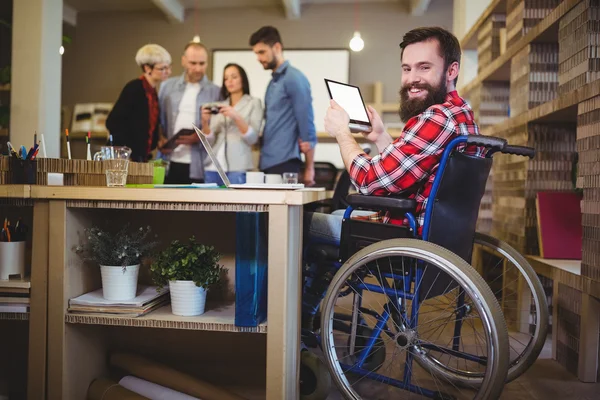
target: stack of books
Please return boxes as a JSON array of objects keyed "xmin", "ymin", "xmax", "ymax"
[
  {"xmin": 68, "ymin": 285, "xmax": 170, "ymax": 318},
  {"xmin": 0, "ymin": 279, "xmax": 30, "ymax": 314}
]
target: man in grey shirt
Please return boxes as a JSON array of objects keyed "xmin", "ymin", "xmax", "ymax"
[
  {"xmin": 158, "ymin": 42, "xmax": 221, "ymax": 184},
  {"xmin": 249, "ymin": 26, "xmax": 316, "ymax": 186}
]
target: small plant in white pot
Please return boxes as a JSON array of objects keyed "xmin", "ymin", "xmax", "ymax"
[
  {"xmin": 74, "ymin": 225, "xmax": 157, "ymax": 301},
  {"xmin": 150, "ymin": 236, "xmax": 226, "ymax": 317}
]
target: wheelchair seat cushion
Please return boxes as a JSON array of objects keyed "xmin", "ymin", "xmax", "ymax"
[{"xmin": 346, "ymin": 194, "xmax": 417, "ymax": 214}]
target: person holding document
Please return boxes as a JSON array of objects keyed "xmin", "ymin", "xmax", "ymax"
[
  {"xmin": 158, "ymin": 41, "xmax": 221, "ymax": 184},
  {"xmin": 200, "ymin": 63, "xmax": 263, "ymax": 184}
]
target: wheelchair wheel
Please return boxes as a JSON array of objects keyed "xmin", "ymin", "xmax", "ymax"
[
  {"xmin": 320, "ymin": 239, "xmax": 509, "ymax": 400},
  {"xmin": 472, "ymin": 232, "xmax": 549, "ymax": 382},
  {"xmin": 300, "ymin": 350, "xmax": 332, "ymax": 400}
]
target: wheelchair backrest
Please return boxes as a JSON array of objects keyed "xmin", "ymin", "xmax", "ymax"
[{"xmin": 424, "ymin": 151, "xmax": 492, "ymax": 264}]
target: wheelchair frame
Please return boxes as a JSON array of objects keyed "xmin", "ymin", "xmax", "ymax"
[{"xmin": 301, "ymin": 135, "xmax": 539, "ymax": 399}]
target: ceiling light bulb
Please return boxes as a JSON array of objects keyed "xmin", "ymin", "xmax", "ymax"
[
  {"xmin": 192, "ymin": 35, "xmax": 201, "ymax": 43},
  {"xmin": 59, "ymin": 46, "xmax": 65, "ymax": 55},
  {"xmin": 349, "ymin": 31, "xmax": 364, "ymax": 52}
]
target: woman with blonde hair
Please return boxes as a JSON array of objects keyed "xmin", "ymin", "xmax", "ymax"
[{"xmin": 106, "ymin": 44, "xmax": 172, "ymax": 162}]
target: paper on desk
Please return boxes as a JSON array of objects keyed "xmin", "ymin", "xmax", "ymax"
[
  {"xmin": 153, "ymin": 183, "xmax": 218, "ymax": 188},
  {"xmin": 69, "ymin": 285, "xmax": 168, "ymax": 307}
]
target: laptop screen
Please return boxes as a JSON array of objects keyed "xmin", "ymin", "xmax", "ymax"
[
  {"xmin": 192, "ymin": 124, "xmax": 232, "ymax": 187},
  {"xmin": 324, "ymin": 79, "xmax": 371, "ymax": 125}
]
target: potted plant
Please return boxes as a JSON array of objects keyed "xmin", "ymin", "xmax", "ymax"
[
  {"xmin": 74, "ymin": 225, "xmax": 157, "ymax": 301},
  {"xmin": 150, "ymin": 236, "xmax": 226, "ymax": 316}
]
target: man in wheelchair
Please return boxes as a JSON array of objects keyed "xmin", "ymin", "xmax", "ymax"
[{"xmin": 302, "ymin": 26, "xmax": 488, "ymax": 331}]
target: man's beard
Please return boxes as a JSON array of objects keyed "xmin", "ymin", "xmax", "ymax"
[
  {"xmin": 399, "ymin": 79, "xmax": 448, "ymax": 122},
  {"xmin": 263, "ymin": 57, "xmax": 278, "ymax": 70}
]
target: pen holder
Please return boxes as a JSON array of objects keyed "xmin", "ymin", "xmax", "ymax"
[
  {"xmin": 0, "ymin": 241, "xmax": 26, "ymax": 280},
  {"xmin": 9, "ymin": 158, "xmax": 37, "ymax": 184}
]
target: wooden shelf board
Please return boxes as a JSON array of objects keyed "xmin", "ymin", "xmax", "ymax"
[
  {"xmin": 0, "ymin": 83, "xmax": 9, "ymax": 91},
  {"xmin": 527, "ymin": 256, "xmax": 581, "ymax": 276},
  {"xmin": 0, "ymin": 185, "xmax": 30, "ymax": 199},
  {"xmin": 0, "ymin": 279, "xmax": 31, "ymax": 289},
  {"xmin": 459, "ymin": 0, "xmax": 580, "ymax": 96},
  {"xmin": 65, "ymin": 303, "xmax": 267, "ymax": 333},
  {"xmin": 482, "ymin": 79, "xmax": 600, "ymax": 136},
  {"xmin": 460, "ymin": 0, "xmax": 507, "ymax": 51},
  {"xmin": 0, "ymin": 312, "xmax": 29, "ymax": 321},
  {"xmin": 0, "ymin": 128, "xmax": 8, "ymax": 137}
]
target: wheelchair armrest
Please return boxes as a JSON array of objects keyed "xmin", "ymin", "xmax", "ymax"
[{"xmin": 346, "ymin": 194, "xmax": 416, "ymax": 214}]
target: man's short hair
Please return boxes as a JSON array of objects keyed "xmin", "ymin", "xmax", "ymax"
[
  {"xmin": 249, "ymin": 26, "xmax": 282, "ymax": 47},
  {"xmin": 399, "ymin": 27, "xmax": 461, "ymax": 85},
  {"xmin": 184, "ymin": 41, "xmax": 208, "ymax": 54}
]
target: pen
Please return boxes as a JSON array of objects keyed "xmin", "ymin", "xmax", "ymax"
[{"xmin": 86, "ymin": 131, "xmax": 92, "ymax": 160}]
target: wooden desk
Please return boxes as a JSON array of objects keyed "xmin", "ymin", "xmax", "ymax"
[{"xmin": 31, "ymin": 186, "xmax": 328, "ymax": 400}]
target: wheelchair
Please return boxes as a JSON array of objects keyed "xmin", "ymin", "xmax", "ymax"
[{"xmin": 299, "ymin": 135, "xmax": 547, "ymax": 399}]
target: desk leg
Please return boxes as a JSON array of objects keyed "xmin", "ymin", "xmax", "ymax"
[
  {"xmin": 46, "ymin": 200, "xmax": 67, "ymax": 399},
  {"xmin": 267, "ymin": 205, "xmax": 302, "ymax": 400},
  {"xmin": 27, "ymin": 201, "xmax": 49, "ymax": 400},
  {"xmin": 578, "ymin": 293, "xmax": 600, "ymax": 382}
]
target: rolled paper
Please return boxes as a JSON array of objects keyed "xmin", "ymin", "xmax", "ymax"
[
  {"xmin": 119, "ymin": 376, "xmax": 200, "ymax": 400},
  {"xmin": 109, "ymin": 353, "xmax": 247, "ymax": 400},
  {"xmin": 87, "ymin": 378, "xmax": 149, "ymax": 400}
]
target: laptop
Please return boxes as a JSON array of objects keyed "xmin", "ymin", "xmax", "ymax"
[
  {"xmin": 192, "ymin": 124, "xmax": 305, "ymax": 190},
  {"xmin": 324, "ymin": 79, "xmax": 372, "ymax": 134}
]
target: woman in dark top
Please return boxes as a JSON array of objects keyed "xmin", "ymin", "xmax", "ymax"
[{"xmin": 106, "ymin": 44, "xmax": 172, "ymax": 162}]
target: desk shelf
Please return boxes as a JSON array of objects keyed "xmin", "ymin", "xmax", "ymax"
[{"xmin": 66, "ymin": 303, "xmax": 267, "ymax": 333}]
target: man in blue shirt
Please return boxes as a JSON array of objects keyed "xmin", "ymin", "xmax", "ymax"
[{"xmin": 249, "ymin": 26, "xmax": 316, "ymax": 186}]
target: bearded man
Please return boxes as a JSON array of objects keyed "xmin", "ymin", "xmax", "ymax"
[{"xmin": 301, "ymin": 26, "xmax": 486, "ymax": 329}]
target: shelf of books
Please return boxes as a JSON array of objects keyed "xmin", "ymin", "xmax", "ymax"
[{"xmin": 464, "ymin": 0, "xmax": 600, "ymax": 381}]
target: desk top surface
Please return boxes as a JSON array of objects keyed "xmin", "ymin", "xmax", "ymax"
[{"xmin": 26, "ymin": 185, "xmax": 328, "ymax": 206}]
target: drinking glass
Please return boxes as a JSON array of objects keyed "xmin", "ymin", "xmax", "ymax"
[
  {"xmin": 93, "ymin": 146, "xmax": 132, "ymax": 187},
  {"xmin": 283, "ymin": 172, "xmax": 298, "ymax": 184}
]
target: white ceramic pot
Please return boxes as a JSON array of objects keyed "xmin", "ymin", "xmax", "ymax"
[
  {"xmin": 169, "ymin": 280, "xmax": 207, "ymax": 316},
  {"xmin": 100, "ymin": 264, "xmax": 140, "ymax": 301}
]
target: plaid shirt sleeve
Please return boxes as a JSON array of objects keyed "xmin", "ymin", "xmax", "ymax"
[{"xmin": 349, "ymin": 107, "xmax": 457, "ymax": 195}]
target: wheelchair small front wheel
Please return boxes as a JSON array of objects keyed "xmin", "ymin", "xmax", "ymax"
[
  {"xmin": 320, "ymin": 239, "xmax": 509, "ymax": 400},
  {"xmin": 300, "ymin": 350, "xmax": 332, "ymax": 400}
]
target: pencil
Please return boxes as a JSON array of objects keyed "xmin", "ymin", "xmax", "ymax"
[{"xmin": 66, "ymin": 129, "xmax": 72, "ymax": 160}]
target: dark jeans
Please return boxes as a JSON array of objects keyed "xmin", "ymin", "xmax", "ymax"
[
  {"xmin": 263, "ymin": 159, "xmax": 302, "ymax": 175},
  {"xmin": 164, "ymin": 162, "xmax": 204, "ymax": 184}
]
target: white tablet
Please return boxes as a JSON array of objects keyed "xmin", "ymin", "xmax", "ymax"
[{"xmin": 324, "ymin": 79, "xmax": 372, "ymax": 133}]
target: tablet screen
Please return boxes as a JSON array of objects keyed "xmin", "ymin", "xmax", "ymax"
[{"xmin": 325, "ymin": 80, "xmax": 370, "ymax": 124}]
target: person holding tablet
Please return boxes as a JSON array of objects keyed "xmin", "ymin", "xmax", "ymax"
[
  {"xmin": 200, "ymin": 63, "xmax": 263, "ymax": 184},
  {"xmin": 301, "ymin": 26, "xmax": 487, "ymax": 329}
]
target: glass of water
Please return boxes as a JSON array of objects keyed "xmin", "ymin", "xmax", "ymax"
[
  {"xmin": 283, "ymin": 172, "xmax": 298, "ymax": 184},
  {"xmin": 93, "ymin": 146, "xmax": 132, "ymax": 187}
]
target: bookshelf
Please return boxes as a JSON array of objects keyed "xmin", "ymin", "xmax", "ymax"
[
  {"xmin": 464, "ymin": 0, "xmax": 600, "ymax": 382},
  {"xmin": 33, "ymin": 187, "xmax": 328, "ymax": 400},
  {"xmin": 460, "ymin": 0, "xmax": 581, "ymax": 96}
]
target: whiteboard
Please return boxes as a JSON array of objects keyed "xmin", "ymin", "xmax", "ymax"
[{"xmin": 212, "ymin": 49, "xmax": 349, "ymax": 133}]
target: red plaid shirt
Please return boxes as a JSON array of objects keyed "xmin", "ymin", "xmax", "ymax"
[
  {"xmin": 140, "ymin": 76, "xmax": 159, "ymax": 158},
  {"xmin": 349, "ymin": 91, "xmax": 486, "ymax": 234}
]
